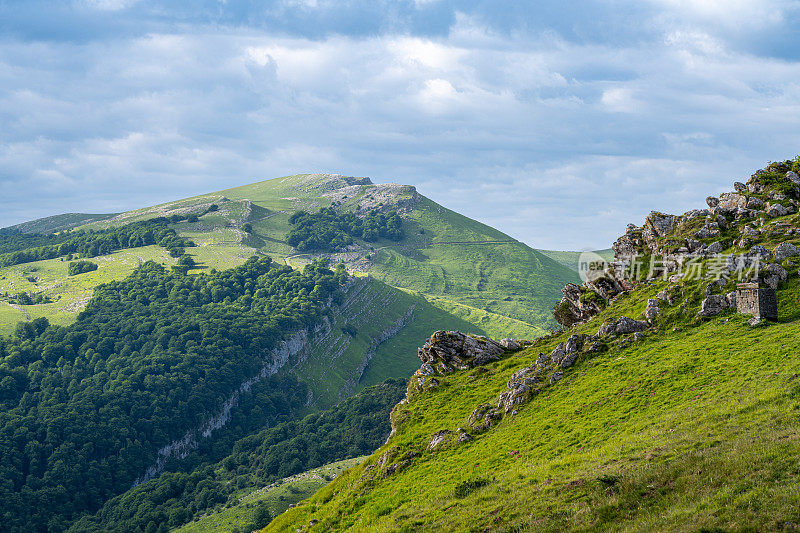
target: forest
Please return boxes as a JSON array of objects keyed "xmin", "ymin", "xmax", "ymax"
[
  {"xmin": 0, "ymin": 217, "xmax": 194, "ymax": 268},
  {"xmin": 69, "ymin": 379, "xmax": 406, "ymax": 533},
  {"xmin": 285, "ymin": 208, "xmax": 404, "ymax": 252},
  {"xmin": 0, "ymin": 256, "xmax": 348, "ymax": 532}
]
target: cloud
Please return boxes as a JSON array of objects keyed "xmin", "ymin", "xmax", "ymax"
[{"xmin": 1, "ymin": 1, "xmax": 799, "ymax": 249}]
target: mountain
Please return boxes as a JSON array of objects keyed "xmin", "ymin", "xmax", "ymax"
[
  {"xmin": 268, "ymin": 159, "xmax": 800, "ymax": 531},
  {"xmin": 0, "ymin": 174, "xmax": 577, "ymax": 405},
  {"xmin": 0, "ymin": 173, "xmax": 579, "ymax": 531}
]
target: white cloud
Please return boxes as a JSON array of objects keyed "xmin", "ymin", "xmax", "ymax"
[{"xmin": 2, "ymin": 5, "xmax": 800, "ymax": 249}]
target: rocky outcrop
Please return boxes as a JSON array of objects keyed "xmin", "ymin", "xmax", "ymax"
[
  {"xmin": 697, "ymin": 294, "xmax": 731, "ymax": 317},
  {"xmin": 467, "ymin": 334, "xmax": 601, "ymax": 432},
  {"xmin": 417, "ymin": 331, "xmax": 507, "ymax": 373},
  {"xmin": 598, "ymin": 316, "xmax": 649, "ymax": 336},
  {"xmin": 773, "ymin": 242, "xmax": 800, "ymax": 261}
]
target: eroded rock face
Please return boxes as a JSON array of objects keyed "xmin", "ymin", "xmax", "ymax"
[
  {"xmin": 417, "ymin": 331, "xmax": 506, "ymax": 373},
  {"xmin": 642, "ymin": 212, "xmax": 678, "ymax": 253},
  {"xmin": 768, "ymin": 203, "xmax": 793, "ymax": 218}
]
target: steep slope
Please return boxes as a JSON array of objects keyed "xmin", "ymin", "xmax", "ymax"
[{"xmin": 269, "ymin": 159, "xmax": 800, "ymax": 531}]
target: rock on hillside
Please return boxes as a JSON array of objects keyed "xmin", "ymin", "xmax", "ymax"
[{"xmin": 554, "ymin": 159, "xmax": 800, "ymax": 327}]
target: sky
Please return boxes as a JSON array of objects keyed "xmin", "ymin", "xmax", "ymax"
[{"xmin": 1, "ymin": 1, "xmax": 800, "ymax": 249}]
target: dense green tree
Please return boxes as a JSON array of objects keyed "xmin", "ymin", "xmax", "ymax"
[
  {"xmin": 286, "ymin": 208, "xmax": 404, "ymax": 252},
  {"xmin": 69, "ymin": 379, "xmax": 406, "ymax": 532},
  {"xmin": 0, "ymin": 256, "xmax": 347, "ymax": 532}
]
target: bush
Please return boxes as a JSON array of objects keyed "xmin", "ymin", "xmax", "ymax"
[{"xmin": 67, "ymin": 260, "xmax": 98, "ymax": 276}]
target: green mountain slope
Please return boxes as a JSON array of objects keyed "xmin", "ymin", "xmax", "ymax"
[
  {"xmin": 537, "ymin": 248, "xmax": 614, "ymax": 272},
  {"xmin": 268, "ymin": 160, "xmax": 800, "ymax": 531},
  {"xmin": 1, "ymin": 213, "xmax": 118, "ymax": 234}
]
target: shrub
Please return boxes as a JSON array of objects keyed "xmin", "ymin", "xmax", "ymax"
[{"xmin": 67, "ymin": 260, "xmax": 98, "ymax": 276}]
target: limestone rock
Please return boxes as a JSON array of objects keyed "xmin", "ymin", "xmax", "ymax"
[
  {"xmin": 549, "ymin": 344, "xmax": 566, "ymax": 364},
  {"xmin": 697, "ymin": 294, "xmax": 730, "ymax": 317},
  {"xmin": 417, "ymin": 331, "xmax": 506, "ymax": 373},
  {"xmin": 499, "ymin": 338, "xmax": 521, "ymax": 350},
  {"xmin": 773, "ymin": 242, "xmax": 800, "ymax": 261},
  {"xmin": 746, "ymin": 197, "xmax": 765, "ymax": 210},
  {"xmin": 734, "ymin": 181, "xmax": 747, "ymax": 192},
  {"xmin": 427, "ymin": 430, "xmax": 452, "ymax": 451},
  {"xmin": 787, "ymin": 170, "xmax": 800, "ymax": 185},
  {"xmin": 706, "ymin": 196, "xmax": 719, "ymax": 208},
  {"xmin": 645, "ymin": 299, "xmax": 660, "ymax": 320},
  {"xmin": 748, "ymin": 245, "xmax": 772, "ymax": 262},
  {"xmin": 599, "ymin": 316, "xmax": 649, "ymax": 336},
  {"xmin": 767, "ymin": 203, "xmax": 793, "ymax": 218},
  {"xmin": 549, "ymin": 371, "xmax": 564, "ymax": 384},
  {"xmin": 716, "ymin": 193, "xmax": 747, "ymax": 215},
  {"xmin": 726, "ymin": 291, "xmax": 737, "ymax": 308},
  {"xmin": 642, "ymin": 212, "xmax": 678, "ymax": 252},
  {"xmin": 706, "ymin": 241, "xmax": 724, "ymax": 254}
]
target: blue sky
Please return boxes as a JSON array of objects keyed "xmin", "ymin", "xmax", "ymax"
[{"xmin": 1, "ymin": 0, "xmax": 800, "ymax": 249}]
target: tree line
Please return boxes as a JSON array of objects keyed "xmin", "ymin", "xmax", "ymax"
[{"xmin": 0, "ymin": 216, "xmax": 195, "ymax": 268}]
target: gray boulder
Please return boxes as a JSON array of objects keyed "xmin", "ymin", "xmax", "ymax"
[
  {"xmin": 748, "ymin": 245, "xmax": 772, "ymax": 261},
  {"xmin": 417, "ymin": 331, "xmax": 506, "ymax": 373},
  {"xmin": 706, "ymin": 241, "xmax": 724, "ymax": 254},
  {"xmin": 767, "ymin": 203, "xmax": 793, "ymax": 218},
  {"xmin": 550, "ymin": 344, "xmax": 566, "ymax": 364},
  {"xmin": 500, "ymin": 338, "xmax": 521, "ymax": 350},
  {"xmin": 600, "ymin": 316, "xmax": 649, "ymax": 335},
  {"xmin": 645, "ymin": 299, "xmax": 660, "ymax": 320},
  {"xmin": 706, "ymin": 196, "xmax": 719, "ymax": 208},
  {"xmin": 787, "ymin": 170, "xmax": 800, "ymax": 185},
  {"xmin": 697, "ymin": 294, "xmax": 730, "ymax": 317},
  {"xmin": 734, "ymin": 181, "xmax": 747, "ymax": 192},
  {"xmin": 773, "ymin": 242, "xmax": 800, "ymax": 261},
  {"xmin": 746, "ymin": 197, "xmax": 764, "ymax": 210}
]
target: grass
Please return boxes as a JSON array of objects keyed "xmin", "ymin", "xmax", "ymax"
[
  {"xmin": 175, "ymin": 457, "xmax": 364, "ymax": 533},
  {"xmin": 267, "ymin": 274, "xmax": 800, "ymax": 532},
  {"xmin": 0, "ymin": 237, "xmax": 256, "ymax": 335}
]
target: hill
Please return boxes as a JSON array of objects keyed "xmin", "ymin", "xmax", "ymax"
[
  {"xmin": 0, "ymin": 173, "xmax": 579, "ymax": 531},
  {"xmin": 0, "ymin": 174, "xmax": 579, "ymax": 400},
  {"xmin": 269, "ymin": 159, "xmax": 800, "ymax": 531}
]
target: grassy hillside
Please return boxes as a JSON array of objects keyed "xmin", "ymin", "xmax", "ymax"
[
  {"xmin": 268, "ymin": 161, "xmax": 800, "ymax": 531},
  {"xmin": 268, "ymin": 276, "xmax": 800, "ymax": 532}
]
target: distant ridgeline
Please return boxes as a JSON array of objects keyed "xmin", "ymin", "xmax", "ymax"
[
  {"xmin": 286, "ymin": 207, "xmax": 404, "ymax": 252},
  {"xmin": 0, "ymin": 216, "xmax": 194, "ymax": 268},
  {"xmin": 0, "ymin": 256, "xmax": 348, "ymax": 532}
]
